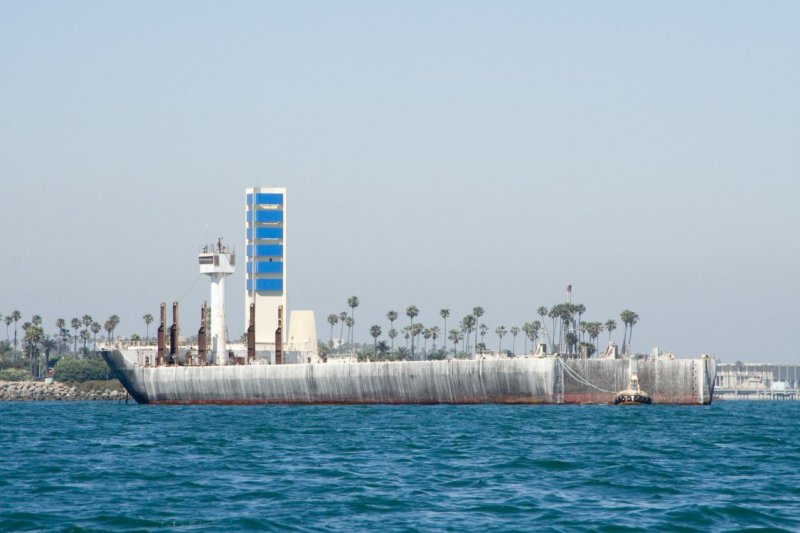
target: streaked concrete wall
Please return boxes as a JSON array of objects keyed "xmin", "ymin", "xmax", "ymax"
[{"xmin": 105, "ymin": 351, "xmax": 715, "ymax": 405}]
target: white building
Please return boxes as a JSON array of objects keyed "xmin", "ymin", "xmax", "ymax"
[
  {"xmin": 245, "ymin": 187, "xmax": 318, "ymax": 363},
  {"xmin": 245, "ymin": 187, "xmax": 287, "ymax": 356}
]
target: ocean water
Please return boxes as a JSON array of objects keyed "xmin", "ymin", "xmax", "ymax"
[{"xmin": 1, "ymin": 402, "xmax": 799, "ymax": 532}]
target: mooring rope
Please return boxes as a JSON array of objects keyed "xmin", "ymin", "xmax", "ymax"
[{"xmin": 557, "ymin": 357, "xmax": 616, "ymax": 394}]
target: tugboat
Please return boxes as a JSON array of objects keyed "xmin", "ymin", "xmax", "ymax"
[{"xmin": 613, "ymin": 371, "xmax": 652, "ymax": 405}]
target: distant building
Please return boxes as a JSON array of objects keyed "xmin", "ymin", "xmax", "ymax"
[
  {"xmin": 245, "ymin": 187, "xmax": 287, "ymax": 355},
  {"xmin": 715, "ymin": 363, "xmax": 799, "ymax": 400},
  {"xmin": 244, "ymin": 186, "xmax": 318, "ymax": 363}
]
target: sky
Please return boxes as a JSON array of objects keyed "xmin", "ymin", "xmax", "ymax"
[{"xmin": 1, "ymin": 1, "xmax": 798, "ymax": 362}]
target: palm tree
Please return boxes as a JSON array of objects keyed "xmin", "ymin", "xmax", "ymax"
[
  {"xmin": 369, "ymin": 325, "xmax": 381, "ymax": 356},
  {"xmin": 448, "ymin": 328, "xmax": 462, "ymax": 358},
  {"xmin": 559, "ymin": 304, "xmax": 575, "ymax": 351},
  {"xmin": 627, "ymin": 312, "xmax": 639, "ymax": 351},
  {"xmin": 495, "ymin": 325, "xmax": 507, "ymax": 353},
  {"xmin": 82, "ymin": 314, "xmax": 93, "ymax": 332},
  {"xmin": 327, "ymin": 314, "xmax": 339, "ymax": 348},
  {"xmin": 522, "ymin": 322, "xmax": 531, "ymax": 354},
  {"xmin": 338, "ymin": 311, "xmax": 347, "ymax": 349},
  {"xmin": 91, "ymin": 322, "xmax": 101, "ymax": 353},
  {"xmin": 510, "ymin": 326, "xmax": 520, "ymax": 355},
  {"xmin": 345, "ymin": 317, "xmax": 354, "ymax": 349},
  {"xmin": 406, "ymin": 305, "xmax": 419, "ymax": 358},
  {"xmin": 81, "ymin": 314, "xmax": 92, "ymax": 350},
  {"xmin": 32, "ymin": 314, "xmax": 42, "ymax": 326},
  {"xmin": 574, "ymin": 304, "xmax": 586, "ymax": 341},
  {"xmin": 41, "ymin": 337, "xmax": 56, "ymax": 378},
  {"xmin": 23, "ymin": 323, "xmax": 43, "ymax": 377},
  {"xmin": 422, "ymin": 328, "xmax": 431, "ymax": 354},
  {"xmin": 10, "ymin": 310, "xmax": 21, "ymax": 357},
  {"xmin": 70, "ymin": 318, "xmax": 81, "ymax": 354},
  {"xmin": 396, "ymin": 347, "xmax": 410, "ymax": 361},
  {"xmin": 430, "ymin": 326, "xmax": 441, "ymax": 350},
  {"xmin": 80, "ymin": 329, "xmax": 90, "ymax": 353},
  {"xmin": 440, "ymin": 309, "xmax": 450, "ymax": 345},
  {"xmin": 55, "ymin": 318, "xmax": 66, "ymax": 358},
  {"xmin": 478, "ymin": 323, "xmax": 488, "ymax": 353},
  {"xmin": 411, "ymin": 323, "xmax": 424, "ymax": 360},
  {"xmin": 549, "ymin": 304, "xmax": 569, "ymax": 351},
  {"xmin": 565, "ymin": 332, "xmax": 578, "ymax": 353},
  {"xmin": 4, "ymin": 315, "xmax": 12, "ymax": 343},
  {"xmin": 605, "ymin": 319, "xmax": 617, "ymax": 344},
  {"xmin": 472, "ymin": 307, "xmax": 484, "ymax": 354},
  {"xmin": 347, "ymin": 296, "xmax": 359, "ymax": 345},
  {"xmin": 460, "ymin": 315, "xmax": 476, "ymax": 354},
  {"xmin": 525, "ymin": 321, "xmax": 541, "ymax": 353},
  {"xmin": 143, "ymin": 313, "xmax": 154, "ymax": 340},
  {"xmin": 108, "ymin": 315, "xmax": 120, "ymax": 340},
  {"xmin": 585, "ymin": 322, "xmax": 602, "ymax": 353},
  {"xmin": 376, "ymin": 340, "xmax": 390, "ymax": 358},
  {"xmin": 386, "ymin": 311, "xmax": 398, "ymax": 348},
  {"xmin": 104, "ymin": 320, "xmax": 113, "ymax": 344},
  {"xmin": 388, "ymin": 328, "xmax": 398, "ymax": 349},
  {"xmin": 620, "ymin": 310, "xmax": 639, "ymax": 354}
]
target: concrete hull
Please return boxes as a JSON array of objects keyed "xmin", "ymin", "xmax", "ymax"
[{"xmin": 101, "ymin": 350, "xmax": 715, "ymax": 405}]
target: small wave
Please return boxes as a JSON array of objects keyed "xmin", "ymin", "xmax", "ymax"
[{"xmin": 2, "ymin": 402, "xmax": 800, "ymax": 531}]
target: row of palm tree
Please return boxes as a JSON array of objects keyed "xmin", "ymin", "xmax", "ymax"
[
  {"xmin": 1, "ymin": 312, "xmax": 122, "ymax": 378},
  {"xmin": 325, "ymin": 300, "xmax": 640, "ymax": 359}
]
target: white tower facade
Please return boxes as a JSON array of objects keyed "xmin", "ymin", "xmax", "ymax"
[
  {"xmin": 199, "ymin": 239, "xmax": 235, "ymax": 365},
  {"xmin": 245, "ymin": 187, "xmax": 287, "ymax": 354}
]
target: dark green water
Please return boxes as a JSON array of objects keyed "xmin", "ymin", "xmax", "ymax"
[{"xmin": 1, "ymin": 401, "xmax": 799, "ymax": 532}]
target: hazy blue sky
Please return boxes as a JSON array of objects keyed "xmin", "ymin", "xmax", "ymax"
[{"xmin": 1, "ymin": 1, "xmax": 798, "ymax": 362}]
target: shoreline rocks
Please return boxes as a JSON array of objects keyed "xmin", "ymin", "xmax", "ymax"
[{"xmin": 0, "ymin": 380, "xmax": 128, "ymax": 402}]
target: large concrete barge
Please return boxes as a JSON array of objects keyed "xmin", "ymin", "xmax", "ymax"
[
  {"xmin": 101, "ymin": 349, "xmax": 716, "ymax": 405},
  {"xmin": 102, "ymin": 191, "xmax": 716, "ymax": 406}
]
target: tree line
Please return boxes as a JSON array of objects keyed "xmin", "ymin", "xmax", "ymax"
[
  {"xmin": 325, "ymin": 297, "xmax": 640, "ymax": 361},
  {"xmin": 0, "ymin": 311, "xmax": 121, "ymax": 379}
]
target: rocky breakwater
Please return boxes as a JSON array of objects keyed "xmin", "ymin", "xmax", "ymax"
[{"xmin": 0, "ymin": 381, "xmax": 127, "ymax": 401}]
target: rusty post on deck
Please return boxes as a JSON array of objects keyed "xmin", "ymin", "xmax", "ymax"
[
  {"xmin": 169, "ymin": 301, "xmax": 179, "ymax": 365},
  {"xmin": 275, "ymin": 305, "xmax": 283, "ymax": 365},
  {"xmin": 156, "ymin": 303, "xmax": 166, "ymax": 366},
  {"xmin": 197, "ymin": 302, "xmax": 207, "ymax": 365},
  {"xmin": 247, "ymin": 303, "xmax": 256, "ymax": 363}
]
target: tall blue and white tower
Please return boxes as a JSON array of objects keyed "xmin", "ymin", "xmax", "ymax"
[{"xmin": 245, "ymin": 187, "xmax": 287, "ymax": 354}]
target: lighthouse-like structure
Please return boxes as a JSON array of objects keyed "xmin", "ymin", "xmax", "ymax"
[{"xmin": 199, "ymin": 238, "xmax": 235, "ymax": 365}]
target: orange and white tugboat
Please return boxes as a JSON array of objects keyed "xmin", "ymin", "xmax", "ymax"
[{"xmin": 613, "ymin": 371, "xmax": 652, "ymax": 405}]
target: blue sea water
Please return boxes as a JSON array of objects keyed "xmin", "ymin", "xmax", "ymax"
[{"xmin": 1, "ymin": 401, "xmax": 799, "ymax": 532}]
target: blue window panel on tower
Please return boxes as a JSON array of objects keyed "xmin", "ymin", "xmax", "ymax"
[
  {"xmin": 246, "ymin": 244, "xmax": 283, "ymax": 257},
  {"xmin": 247, "ymin": 261, "xmax": 283, "ymax": 274},
  {"xmin": 246, "ymin": 193, "xmax": 284, "ymax": 206},
  {"xmin": 247, "ymin": 210, "xmax": 283, "ymax": 223},
  {"xmin": 246, "ymin": 227, "xmax": 283, "ymax": 240},
  {"xmin": 247, "ymin": 279, "xmax": 283, "ymax": 292}
]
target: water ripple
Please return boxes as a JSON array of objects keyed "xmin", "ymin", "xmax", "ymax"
[{"xmin": 1, "ymin": 402, "xmax": 800, "ymax": 531}]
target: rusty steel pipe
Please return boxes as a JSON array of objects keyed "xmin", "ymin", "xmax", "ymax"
[
  {"xmin": 247, "ymin": 303, "xmax": 256, "ymax": 363},
  {"xmin": 275, "ymin": 305, "xmax": 283, "ymax": 365},
  {"xmin": 198, "ymin": 303, "xmax": 207, "ymax": 366},
  {"xmin": 156, "ymin": 303, "xmax": 166, "ymax": 366},
  {"xmin": 169, "ymin": 301, "xmax": 179, "ymax": 365}
]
